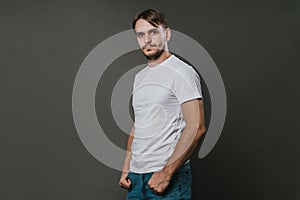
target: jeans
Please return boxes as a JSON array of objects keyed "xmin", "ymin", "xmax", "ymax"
[{"xmin": 126, "ymin": 163, "xmax": 192, "ymax": 200}]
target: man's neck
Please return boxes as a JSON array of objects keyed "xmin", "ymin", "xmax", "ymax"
[{"xmin": 147, "ymin": 51, "xmax": 172, "ymax": 67}]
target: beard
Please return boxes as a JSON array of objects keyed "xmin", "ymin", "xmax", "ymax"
[{"xmin": 142, "ymin": 44, "xmax": 165, "ymax": 61}]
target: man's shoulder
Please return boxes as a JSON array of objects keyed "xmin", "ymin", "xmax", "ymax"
[{"xmin": 169, "ymin": 55, "xmax": 198, "ymax": 78}]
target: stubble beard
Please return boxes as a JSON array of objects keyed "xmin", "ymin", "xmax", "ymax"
[{"xmin": 143, "ymin": 44, "xmax": 165, "ymax": 61}]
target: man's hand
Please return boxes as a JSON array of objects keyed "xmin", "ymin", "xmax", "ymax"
[
  {"xmin": 119, "ymin": 127, "xmax": 134, "ymax": 190},
  {"xmin": 148, "ymin": 169, "xmax": 172, "ymax": 194},
  {"xmin": 119, "ymin": 172, "xmax": 131, "ymax": 190}
]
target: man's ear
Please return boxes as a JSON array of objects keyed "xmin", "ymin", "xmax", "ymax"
[{"xmin": 166, "ymin": 28, "xmax": 171, "ymax": 41}]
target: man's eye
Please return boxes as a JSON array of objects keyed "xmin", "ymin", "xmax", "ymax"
[
  {"xmin": 137, "ymin": 33, "xmax": 144, "ymax": 38},
  {"xmin": 149, "ymin": 29, "xmax": 158, "ymax": 35}
]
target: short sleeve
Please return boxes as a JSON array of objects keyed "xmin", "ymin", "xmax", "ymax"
[{"xmin": 172, "ymin": 68, "xmax": 203, "ymax": 104}]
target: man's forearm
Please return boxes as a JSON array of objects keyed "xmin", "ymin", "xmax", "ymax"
[
  {"xmin": 163, "ymin": 124, "xmax": 206, "ymax": 175},
  {"xmin": 122, "ymin": 150, "xmax": 132, "ymax": 173},
  {"xmin": 121, "ymin": 127, "xmax": 134, "ymax": 173}
]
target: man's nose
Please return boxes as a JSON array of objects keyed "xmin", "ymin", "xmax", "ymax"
[{"xmin": 144, "ymin": 33, "xmax": 151, "ymax": 44}]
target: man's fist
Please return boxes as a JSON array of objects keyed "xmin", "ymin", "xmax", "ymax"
[
  {"xmin": 119, "ymin": 172, "xmax": 131, "ymax": 190},
  {"xmin": 148, "ymin": 169, "xmax": 172, "ymax": 194}
]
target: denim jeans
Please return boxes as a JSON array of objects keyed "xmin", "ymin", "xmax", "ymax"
[{"xmin": 126, "ymin": 163, "xmax": 192, "ymax": 200}]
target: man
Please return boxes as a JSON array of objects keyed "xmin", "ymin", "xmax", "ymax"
[{"xmin": 119, "ymin": 9, "xmax": 206, "ymax": 199}]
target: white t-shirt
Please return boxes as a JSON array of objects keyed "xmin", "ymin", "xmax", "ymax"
[{"xmin": 130, "ymin": 55, "xmax": 203, "ymax": 173}]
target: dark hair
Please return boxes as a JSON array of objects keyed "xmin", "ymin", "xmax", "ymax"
[{"xmin": 132, "ymin": 9, "xmax": 169, "ymax": 30}]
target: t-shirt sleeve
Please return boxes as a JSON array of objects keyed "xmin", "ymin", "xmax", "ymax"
[{"xmin": 172, "ymin": 68, "xmax": 203, "ymax": 104}]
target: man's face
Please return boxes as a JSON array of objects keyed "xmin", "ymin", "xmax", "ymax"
[{"xmin": 134, "ymin": 19, "xmax": 169, "ymax": 60}]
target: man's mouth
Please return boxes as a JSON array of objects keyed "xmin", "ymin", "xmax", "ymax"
[
  {"xmin": 145, "ymin": 48, "xmax": 153, "ymax": 51},
  {"xmin": 143, "ymin": 45, "xmax": 156, "ymax": 50}
]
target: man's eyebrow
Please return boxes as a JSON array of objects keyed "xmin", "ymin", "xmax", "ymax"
[
  {"xmin": 148, "ymin": 28, "xmax": 158, "ymax": 32},
  {"xmin": 135, "ymin": 27, "xmax": 159, "ymax": 34},
  {"xmin": 135, "ymin": 31, "xmax": 144, "ymax": 34}
]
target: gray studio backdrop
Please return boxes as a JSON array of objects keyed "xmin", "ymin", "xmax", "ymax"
[{"xmin": 1, "ymin": 0, "xmax": 299, "ymax": 200}]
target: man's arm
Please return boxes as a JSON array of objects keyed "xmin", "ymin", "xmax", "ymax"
[
  {"xmin": 119, "ymin": 127, "xmax": 134, "ymax": 190},
  {"xmin": 148, "ymin": 99, "xmax": 206, "ymax": 193}
]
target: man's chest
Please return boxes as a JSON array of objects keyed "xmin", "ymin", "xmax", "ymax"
[{"xmin": 132, "ymin": 83, "xmax": 177, "ymax": 110}]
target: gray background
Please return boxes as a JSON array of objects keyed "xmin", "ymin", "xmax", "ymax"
[{"xmin": 1, "ymin": 0, "xmax": 299, "ymax": 199}]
